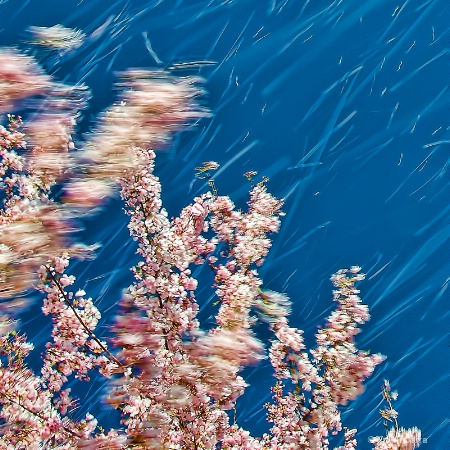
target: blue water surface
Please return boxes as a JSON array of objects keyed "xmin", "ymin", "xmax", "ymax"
[{"xmin": 0, "ymin": 0, "xmax": 448, "ymax": 448}]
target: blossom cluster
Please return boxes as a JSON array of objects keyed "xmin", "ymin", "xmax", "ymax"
[{"xmin": 0, "ymin": 39, "xmax": 421, "ymax": 449}]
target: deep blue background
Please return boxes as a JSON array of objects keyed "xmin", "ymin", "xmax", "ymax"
[{"xmin": 0, "ymin": 0, "xmax": 448, "ymax": 448}]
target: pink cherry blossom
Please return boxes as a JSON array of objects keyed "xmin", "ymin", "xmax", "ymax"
[{"xmin": 0, "ymin": 46, "xmax": 422, "ymax": 449}]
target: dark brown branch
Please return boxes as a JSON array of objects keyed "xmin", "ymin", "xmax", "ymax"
[{"xmin": 44, "ymin": 266, "xmax": 123, "ymax": 368}]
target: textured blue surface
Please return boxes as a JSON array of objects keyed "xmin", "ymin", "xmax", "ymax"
[{"xmin": 1, "ymin": 1, "xmax": 448, "ymax": 448}]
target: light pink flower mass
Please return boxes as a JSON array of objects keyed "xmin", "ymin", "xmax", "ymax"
[{"xmin": 0, "ymin": 45, "xmax": 422, "ymax": 449}]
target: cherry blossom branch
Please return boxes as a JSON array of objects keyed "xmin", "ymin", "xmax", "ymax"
[
  {"xmin": 370, "ymin": 381, "xmax": 421, "ymax": 450},
  {"xmin": 0, "ymin": 392, "xmax": 81, "ymax": 440},
  {"xmin": 43, "ymin": 264, "xmax": 122, "ymax": 368},
  {"xmin": 0, "ymin": 39, "xmax": 423, "ymax": 449}
]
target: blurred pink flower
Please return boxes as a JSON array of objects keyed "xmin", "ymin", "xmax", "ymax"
[{"xmin": 0, "ymin": 49, "xmax": 53, "ymax": 112}]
